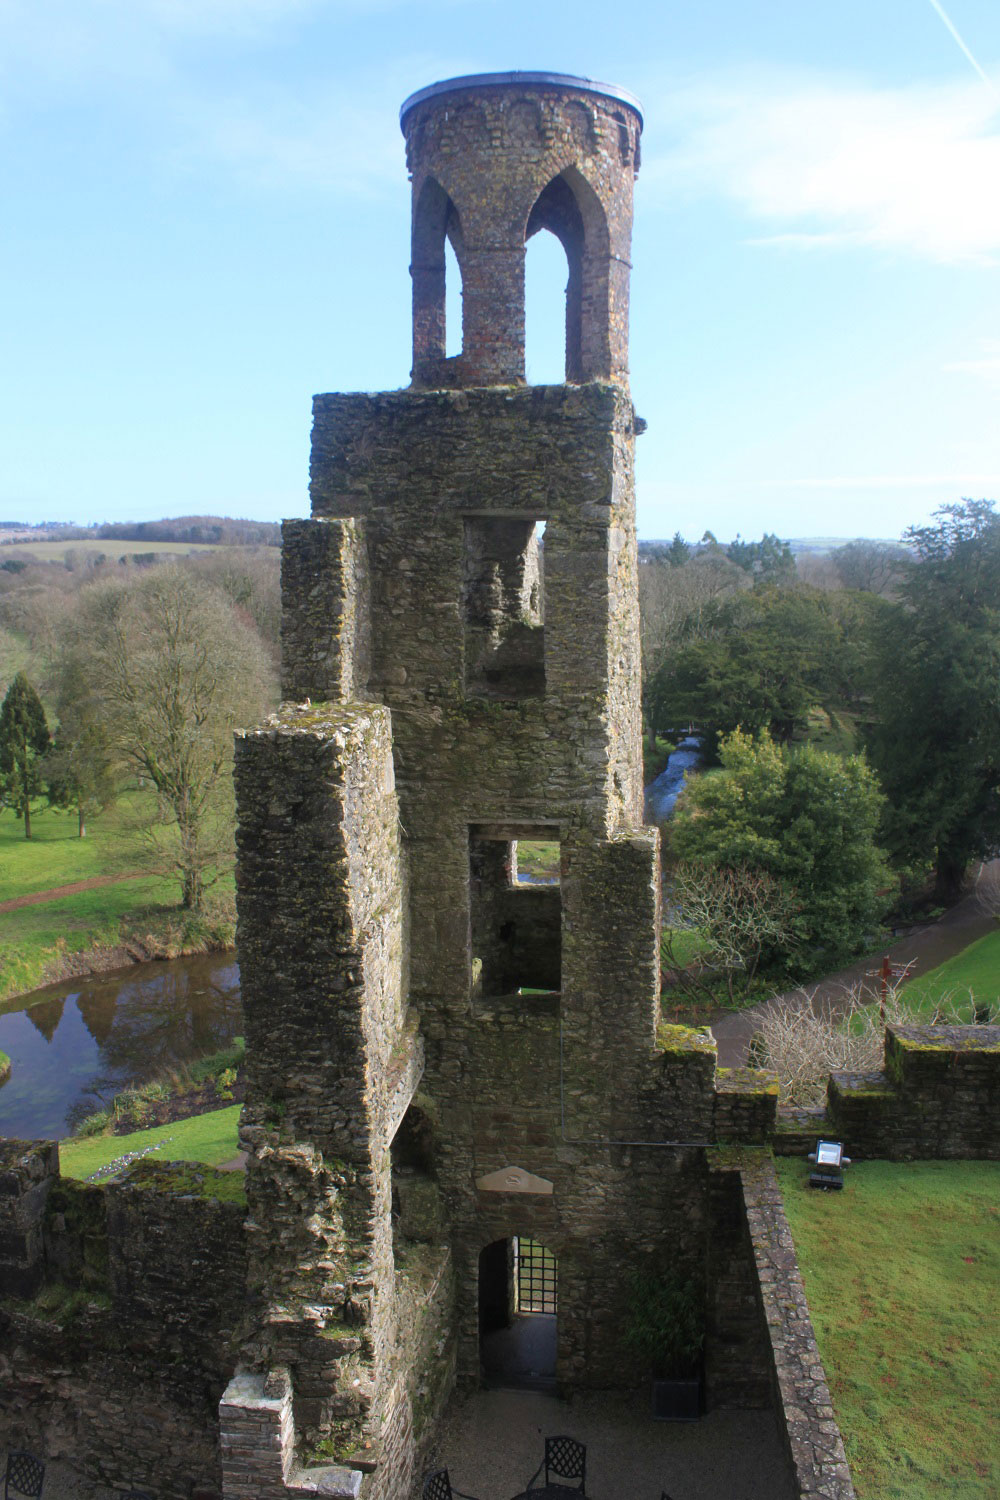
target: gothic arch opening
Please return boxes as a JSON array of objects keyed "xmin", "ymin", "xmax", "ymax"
[
  {"xmin": 411, "ymin": 175, "xmax": 465, "ymax": 371},
  {"xmin": 525, "ymin": 168, "xmax": 610, "ymax": 382}
]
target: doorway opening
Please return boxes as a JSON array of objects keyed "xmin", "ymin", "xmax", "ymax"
[{"xmin": 478, "ymin": 1236, "xmax": 557, "ymax": 1390}]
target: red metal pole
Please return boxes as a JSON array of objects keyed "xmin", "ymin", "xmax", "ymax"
[{"xmin": 880, "ymin": 954, "xmax": 891, "ymax": 1026}]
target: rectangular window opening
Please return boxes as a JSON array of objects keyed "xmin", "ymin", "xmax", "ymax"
[
  {"xmin": 463, "ymin": 516, "xmax": 545, "ymax": 699},
  {"xmin": 470, "ymin": 828, "xmax": 561, "ymax": 1002}
]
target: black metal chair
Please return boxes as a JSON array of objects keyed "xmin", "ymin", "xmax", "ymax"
[
  {"xmin": 422, "ymin": 1468, "xmax": 480, "ymax": 1500},
  {"xmin": 526, "ymin": 1435, "xmax": 586, "ymax": 1492},
  {"xmin": 4, "ymin": 1452, "xmax": 45, "ymax": 1500}
]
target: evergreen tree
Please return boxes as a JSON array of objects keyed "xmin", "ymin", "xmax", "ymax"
[
  {"xmin": 670, "ymin": 728, "xmax": 891, "ymax": 973},
  {"xmin": 46, "ymin": 653, "xmax": 118, "ymax": 837},
  {"xmin": 0, "ymin": 672, "xmax": 51, "ymax": 839},
  {"xmin": 866, "ymin": 500, "xmax": 1000, "ymax": 902},
  {"xmin": 666, "ymin": 531, "xmax": 690, "ymax": 567}
]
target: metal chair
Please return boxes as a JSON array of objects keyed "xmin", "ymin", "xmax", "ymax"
[
  {"xmin": 4, "ymin": 1452, "xmax": 45, "ymax": 1500},
  {"xmin": 421, "ymin": 1469, "xmax": 480, "ymax": 1500},
  {"xmin": 526, "ymin": 1435, "xmax": 586, "ymax": 1492}
]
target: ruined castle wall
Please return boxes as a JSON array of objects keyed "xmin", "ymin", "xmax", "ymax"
[
  {"xmin": 280, "ymin": 517, "xmax": 371, "ymax": 704},
  {"xmin": 308, "ymin": 384, "xmax": 646, "ymax": 1013},
  {"xmin": 1, "ymin": 1162, "xmax": 246, "ymax": 1500},
  {"xmin": 233, "ymin": 701, "xmax": 423, "ymax": 1481}
]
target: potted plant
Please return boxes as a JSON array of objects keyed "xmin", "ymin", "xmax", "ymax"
[{"xmin": 623, "ymin": 1267, "xmax": 705, "ymax": 1421}]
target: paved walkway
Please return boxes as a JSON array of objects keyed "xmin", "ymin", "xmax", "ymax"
[
  {"xmin": 710, "ymin": 866, "xmax": 998, "ymax": 1067},
  {"xmin": 427, "ymin": 1388, "xmax": 795, "ymax": 1500}
]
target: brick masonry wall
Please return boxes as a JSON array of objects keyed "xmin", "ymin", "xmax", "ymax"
[{"xmin": 402, "ymin": 79, "xmax": 641, "ymax": 387}]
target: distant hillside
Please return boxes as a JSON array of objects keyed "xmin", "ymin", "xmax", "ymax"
[{"xmin": 0, "ymin": 516, "xmax": 280, "ymax": 549}]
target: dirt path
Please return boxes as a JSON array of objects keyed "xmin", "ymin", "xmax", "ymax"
[
  {"xmin": 0, "ymin": 871, "xmax": 144, "ymax": 913},
  {"xmin": 710, "ymin": 864, "xmax": 999, "ymax": 1067}
]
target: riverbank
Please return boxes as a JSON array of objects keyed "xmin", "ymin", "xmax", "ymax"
[
  {"xmin": 0, "ymin": 893, "xmax": 236, "ymax": 1008},
  {"xmin": 0, "ymin": 799, "xmax": 236, "ymax": 1005}
]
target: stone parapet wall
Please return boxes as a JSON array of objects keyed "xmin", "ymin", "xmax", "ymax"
[
  {"xmin": 281, "ymin": 518, "xmax": 371, "ymax": 704},
  {"xmin": 714, "ymin": 1067, "xmax": 781, "ymax": 1144},
  {"xmin": 827, "ymin": 1023, "xmax": 1000, "ymax": 1161},
  {"xmin": 736, "ymin": 1153, "xmax": 855, "ymax": 1500}
]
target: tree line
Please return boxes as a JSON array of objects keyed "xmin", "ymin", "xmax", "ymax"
[
  {"xmin": 0, "ymin": 548, "xmax": 280, "ymax": 910},
  {"xmin": 644, "ymin": 502, "xmax": 1000, "ymax": 993}
]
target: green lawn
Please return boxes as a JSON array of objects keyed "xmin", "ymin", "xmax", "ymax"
[
  {"xmin": 60, "ymin": 1104, "xmax": 242, "ymax": 1181},
  {"xmin": 0, "ymin": 794, "xmax": 234, "ymax": 1002},
  {"xmin": 896, "ymin": 926, "xmax": 1000, "ymax": 1020},
  {"xmin": 0, "ymin": 792, "xmax": 152, "ymax": 899},
  {"xmin": 5, "ymin": 538, "xmax": 227, "ymax": 561},
  {"xmin": 515, "ymin": 839, "xmax": 560, "ymax": 880},
  {"xmin": 776, "ymin": 1158, "xmax": 999, "ymax": 1500}
]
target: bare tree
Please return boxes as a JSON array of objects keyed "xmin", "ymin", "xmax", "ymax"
[
  {"xmin": 69, "ymin": 567, "xmax": 276, "ymax": 908},
  {"xmin": 832, "ymin": 539, "xmax": 908, "ymax": 596},
  {"xmin": 639, "ymin": 551, "xmax": 746, "ymax": 745},
  {"xmin": 755, "ymin": 971, "xmax": 995, "ymax": 1106},
  {"xmin": 662, "ymin": 862, "xmax": 797, "ymax": 1002}
]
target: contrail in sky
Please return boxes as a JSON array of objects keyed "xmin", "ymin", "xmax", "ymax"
[{"xmin": 926, "ymin": 0, "xmax": 997, "ymax": 91}]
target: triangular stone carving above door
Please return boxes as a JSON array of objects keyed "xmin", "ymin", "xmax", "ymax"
[{"xmin": 475, "ymin": 1165, "xmax": 554, "ymax": 1195}]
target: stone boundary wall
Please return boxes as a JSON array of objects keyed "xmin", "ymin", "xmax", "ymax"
[{"xmin": 736, "ymin": 1154, "xmax": 856, "ymax": 1500}]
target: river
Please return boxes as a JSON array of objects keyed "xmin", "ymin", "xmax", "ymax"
[
  {"xmin": 643, "ymin": 734, "xmax": 703, "ymax": 824},
  {"xmin": 0, "ymin": 952, "xmax": 241, "ymax": 1140}
]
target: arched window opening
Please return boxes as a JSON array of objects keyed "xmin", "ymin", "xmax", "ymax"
[
  {"xmin": 525, "ymin": 169, "xmax": 611, "ymax": 383},
  {"xmin": 524, "ymin": 228, "xmax": 571, "ymax": 384},
  {"xmin": 479, "ymin": 1237, "xmax": 557, "ymax": 1389},
  {"xmin": 445, "ymin": 233, "xmax": 463, "ymax": 358},
  {"xmin": 411, "ymin": 175, "xmax": 464, "ymax": 375}
]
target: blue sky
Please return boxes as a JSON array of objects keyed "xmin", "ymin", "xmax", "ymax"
[{"xmin": 1, "ymin": 0, "xmax": 998, "ymax": 542}]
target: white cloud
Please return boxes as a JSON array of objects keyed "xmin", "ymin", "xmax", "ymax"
[
  {"xmin": 646, "ymin": 67, "xmax": 1000, "ymax": 265},
  {"xmin": 944, "ymin": 338, "xmax": 1000, "ymax": 385}
]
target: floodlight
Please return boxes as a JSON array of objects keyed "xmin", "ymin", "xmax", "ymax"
[{"xmin": 807, "ymin": 1139, "xmax": 851, "ymax": 1190}]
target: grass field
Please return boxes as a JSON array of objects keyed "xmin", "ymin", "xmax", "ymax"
[
  {"xmin": 777, "ymin": 1157, "xmax": 999, "ymax": 1499},
  {"xmin": 0, "ymin": 795, "xmax": 234, "ymax": 1002},
  {"xmin": 3, "ymin": 538, "xmax": 228, "ymax": 561},
  {"xmin": 896, "ymin": 926, "xmax": 1000, "ymax": 1019},
  {"xmin": 60, "ymin": 1104, "xmax": 242, "ymax": 1183}
]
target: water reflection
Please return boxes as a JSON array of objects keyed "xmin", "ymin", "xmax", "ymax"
[{"xmin": 0, "ymin": 953, "xmax": 241, "ymax": 1140}]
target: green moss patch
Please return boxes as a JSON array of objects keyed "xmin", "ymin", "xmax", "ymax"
[{"xmin": 656, "ymin": 1022, "xmax": 717, "ymax": 1056}]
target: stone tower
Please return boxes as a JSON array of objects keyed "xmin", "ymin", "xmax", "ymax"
[{"xmin": 225, "ymin": 72, "xmax": 775, "ymax": 1500}]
